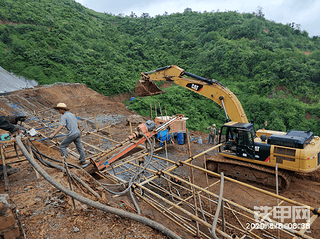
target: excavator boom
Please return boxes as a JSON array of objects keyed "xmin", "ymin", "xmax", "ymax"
[{"xmin": 135, "ymin": 65, "xmax": 248, "ymax": 123}]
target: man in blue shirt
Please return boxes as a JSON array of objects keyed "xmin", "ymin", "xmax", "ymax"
[{"xmin": 50, "ymin": 103, "xmax": 87, "ymax": 165}]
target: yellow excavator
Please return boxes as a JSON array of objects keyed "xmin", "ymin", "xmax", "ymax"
[{"xmin": 135, "ymin": 65, "xmax": 320, "ymax": 190}]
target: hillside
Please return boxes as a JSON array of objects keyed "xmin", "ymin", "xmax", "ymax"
[{"xmin": 0, "ymin": 0, "xmax": 320, "ymax": 134}]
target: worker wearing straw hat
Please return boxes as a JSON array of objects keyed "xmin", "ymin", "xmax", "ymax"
[{"xmin": 50, "ymin": 103, "xmax": 87, "ymax": 165}]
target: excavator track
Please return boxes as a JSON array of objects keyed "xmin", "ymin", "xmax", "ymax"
[
  {"xmin": 294, "ymin": 169, "xmax": 320, "ymax": 183},
  {"xmin": 206, "ymin": 156, "xmax": 292, "ymax": 191}
]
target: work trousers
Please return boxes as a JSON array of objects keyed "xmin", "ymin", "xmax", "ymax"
[
  {"xmin": 208, "ymin": 134, "xmax": 215, "ymax": 144},
  {"xmin": 60, "ymin": 132, "xmax": 86, "ymax": 161}
]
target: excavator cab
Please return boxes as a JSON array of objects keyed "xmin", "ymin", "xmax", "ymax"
[{"xmin": 219, "ymin": 122, "xmax": 256, "ymax": 159}]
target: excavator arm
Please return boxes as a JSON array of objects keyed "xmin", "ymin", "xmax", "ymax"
[{"xmin": 135, "ymin": 65, "xmax": 248, "ymax": 123}]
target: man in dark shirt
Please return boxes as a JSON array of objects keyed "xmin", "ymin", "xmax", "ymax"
[
  {"xmin": 0, "ymin": 116, "xmax": 18, "ymax": 134},
  {"xmin": 0, "ymin": 115, "xmax": 25, "ymax": 178}
]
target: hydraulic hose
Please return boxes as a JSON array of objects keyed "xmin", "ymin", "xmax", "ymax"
[
  {"xmin": 31, "ymin": 143, "xmax": 81, "ymax": 169},
  {"xmin": 31, "ymin": 138, "xmax": 140, "ymax": 213},
  {"xmin": 29, "ymin": 140, "xmax": 126, "ymax": 193},
  {"xmin": 211, "ymin": 172, "xmax": 224, "ymax": 239},
  {"xmin": 31, "ymin": 149, "xmax": 100, "ymax": 198},
  {"xmin": 16, "ymin": 136, "xmax": 181, "ymax": 239}
]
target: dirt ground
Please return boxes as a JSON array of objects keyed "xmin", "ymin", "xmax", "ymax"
[{"xmin": 1, "ymin": 83, "xmax": 320, "ymax": 239}]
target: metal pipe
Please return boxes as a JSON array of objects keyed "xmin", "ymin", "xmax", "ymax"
[
  {"xmin": 159, "ymin": 170, "xmax": 308, "ymax": 238},
  {"xmin": 138, "ymin": 144, "xmax": 220, "ymax": 186},
  {"xmin": 184, "ymin": 71, "xmax": 214, "ymax": 84},
  {"xmin": 181, "ymin": 161, "xmax": 319, "ymax": 213},
  {"xmin": 63, "ymin": 156, "xmax": 76, "ymax": 210},
  {"xmin": 222, "ymin": 200, "xmax": 225, "ymax": 233},
  {"xmin": 156, "ymin": 116, "xmax": 180, "ymax": 132},
  {"xmin": 139, "ymin": 192, "xmax": 201, "ymax": 237},
  {"xmin": 219, "ymin": 97, "xmax": 230, "ymax": 122},
  {"xmin": 136, "ymin": 183, "xmax": 232, "ymax": 239}
]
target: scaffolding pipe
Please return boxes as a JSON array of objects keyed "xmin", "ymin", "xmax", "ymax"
[
  {"xmin": 151, "ymin": 169, "xmax": 310, "ymax": 238},
  {"xmin": 180, "ymin": 161, "xmax": 320, "ymax": 214},
  {"xmin": 139, "ymin": 144, "xmax": 221, "ymax": 186},
  {"xmin": 135, "ymin": 183, "xmax": 232, "ymax": 239}
]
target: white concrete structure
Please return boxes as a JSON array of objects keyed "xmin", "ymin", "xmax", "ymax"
[{"xmin": 0, "ymin": 66, "xmax": 37, "ymax": 94}]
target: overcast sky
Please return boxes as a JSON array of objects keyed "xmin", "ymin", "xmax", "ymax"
[{"xmin": 75, "ymin": 0, "xmax": 319, "ymax": 37}]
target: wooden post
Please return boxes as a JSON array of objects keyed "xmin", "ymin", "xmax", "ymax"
[
  {"xmin": 83, "ymin": 144, "xmax": 89, "ymax": 157},
  {"xmin": 204, "ymin": 155, "xmax": 212, "ymax": 212},
  {"xmin": 108, "ymin": 127, "xmax": 114, "ymax": 147},
  {"xmin": 189, "ymin": 176, "xmax": 199, "ymax": 237},
  {"xmin": 165, "ymin": 106, "xmax": 168, "ymax": 122},
  {"xmin": 94, "ymin": 113, "xmax": 101, "ymax": 148},
  {"xmin": 221, "ymin": 200, "xmax": 225, "ymax": 233},
  {"xmin": 158, "ymin": 102, "xmax": 163, "ymax": 116},
  {"xmin": 150, "ymin": 103, "xmax": 153, "ymax": 119},
  {"xmin": 165, "ymin": 140, "xmax": 168, "ymax": 168},
  {"xmin": 0, "ymin": 146, "xmax": 9, "ymax": 190},
  {"xmin": 186, "ymin": 128, "xmax": 192, "ymax": 158},
  {"xmin": 186, "ymin": 128, "xmax": 198, "ymax": 236},
  {"xmin": 63, "ymin": 156, "xmax": 76, "ymax": 210},
  {"xmin": 276, "ymin": 163, "xmax": 280, "ymax": 239}
]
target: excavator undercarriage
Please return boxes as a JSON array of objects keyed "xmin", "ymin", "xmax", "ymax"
[{"xmin": 206, "ymin": 156, "xmax": 292, "ymax": 191}]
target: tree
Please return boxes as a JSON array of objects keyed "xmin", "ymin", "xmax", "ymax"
[
  {"xmin": 140, "ymin": 12, "xmax": 150, "ymax": 27},
  {"xmin": 255, "ymin": 6, "xmax": 264, "ymax": 18},
  {"xmin": 130, "ymin": 11, "xmax": 137, "ymax": 18}
]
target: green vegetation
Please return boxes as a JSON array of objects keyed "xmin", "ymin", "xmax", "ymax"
[{"xmin": 0, "ymin": 0, "xmax": 320, "ymax": 134}]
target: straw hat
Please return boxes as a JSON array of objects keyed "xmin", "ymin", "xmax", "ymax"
[
  {"xmin": 212, "ymin": 124, "xmax": 216, "ymax": 127},
  {"xmin": 53, "ymin": 103, "xmax": 69, "ymax": 111}
]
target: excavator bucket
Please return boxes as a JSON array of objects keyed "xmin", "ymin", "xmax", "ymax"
[{"xmin": 135, "ymin": 73, "xmax": 164, "ymax": 97}]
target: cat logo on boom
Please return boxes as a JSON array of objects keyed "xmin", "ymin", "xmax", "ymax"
[{"xmin": 186, "ymin": 83, "xmax": 203, "ymax": 92}]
